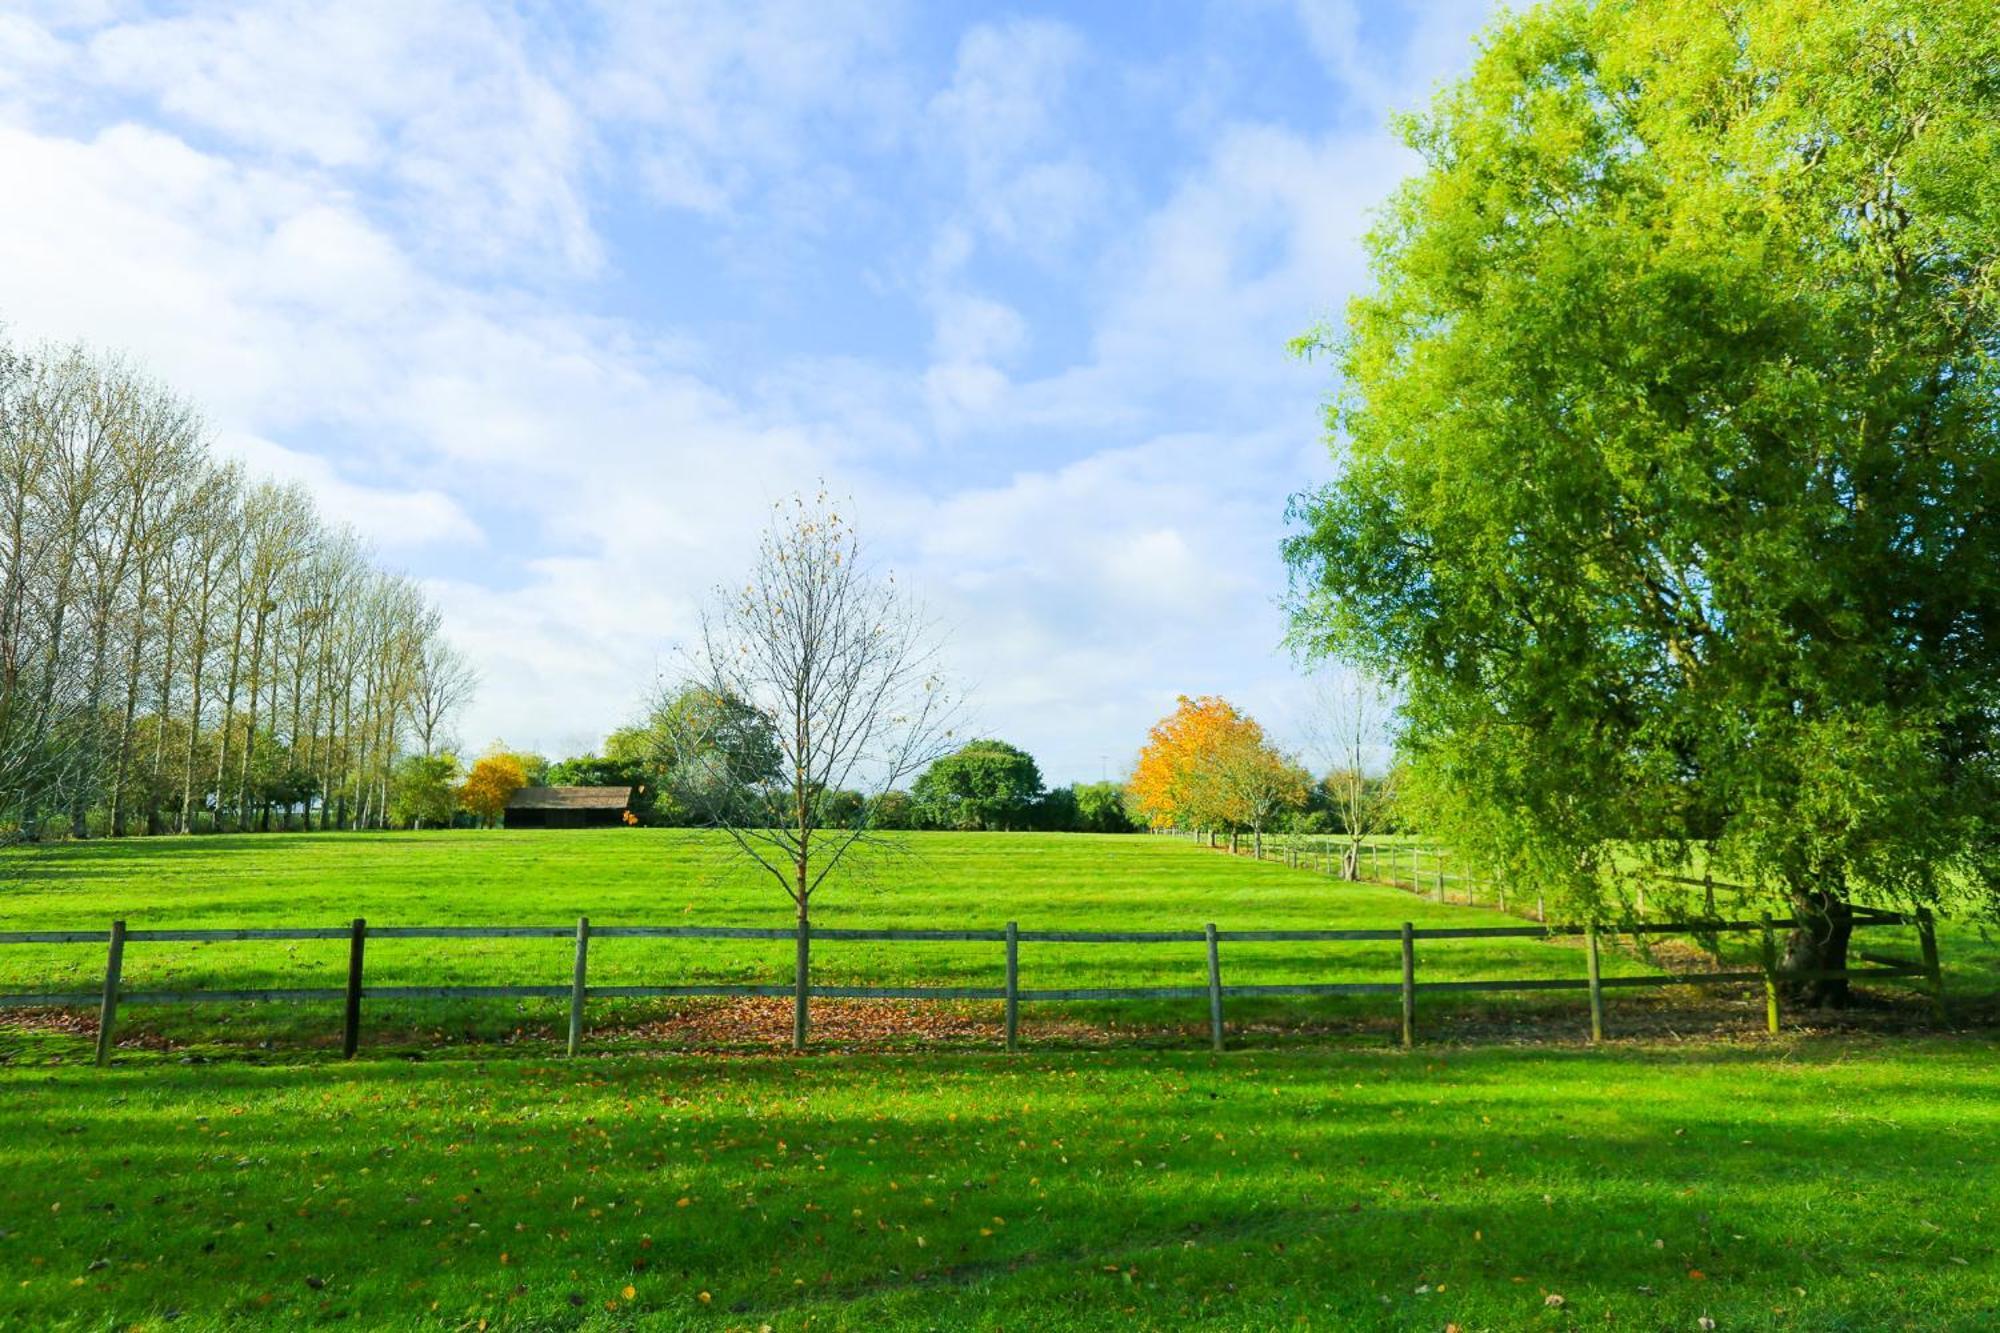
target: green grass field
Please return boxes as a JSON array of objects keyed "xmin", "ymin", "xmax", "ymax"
[
  {"xmin": 1, "ymin": 1040, "xmax": 1994, "ymax": 1331},
  {"xmin": 1, "ymin": 831, "xmax": 1994, "ymax": 1330},
  {"xmin": 0, "ymin": 829, "xmax": 1986, "ymax": 1050},
  {"xmin": 0, "ymin": 829, "xmax": 1975, "ymax": 1052}
]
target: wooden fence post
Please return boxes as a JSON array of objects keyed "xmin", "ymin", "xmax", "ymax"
[
  {"xmin": 94, "ymin": 919, "xmax": 126, "ymax": 1067},
  {"xmin": 1399, "ymin": 921, "xmax": 1416, "ymax": 1049},
  {"xmin": 342, "ymin": 917, "xmax": 367, "ymax": 1059},
  {"xmin": 1004, "ymin": 921, "xmax": 1020, "ymax": 1051},
  {"xmin": 568, "ymin": 916, "xmax": 590, "ymax": 1058},
  {"xmin": 1536, "ymin": 892, "xmax": 1545, "ymax": 924},
  {"xmin": 1204, "ymin": 923, "xmax": 1224, "ymax": 1053},
  {"xmin": 1759, "ymin": 913, "xmax": 1780, "ymax": 1035},
  {"xmin": 1585, "ymin": 922, "xmax": 1605, "ymax": 1044},
  {"xmin": 1916, "ymin": 908, "xmax": 1947, "ymax": 1024}
]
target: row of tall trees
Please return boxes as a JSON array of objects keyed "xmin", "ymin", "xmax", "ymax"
[{"xmin": 0, "ymin": 340, "xmax": 474, "ymax": 840}]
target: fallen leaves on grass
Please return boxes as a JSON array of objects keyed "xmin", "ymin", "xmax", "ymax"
[{"xmin": 626, "ymin": 998, "xmax": 1100, "ymax": 1048}]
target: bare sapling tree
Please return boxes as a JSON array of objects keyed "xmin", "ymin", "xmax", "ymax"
[
  {"xmin": 673, "ymin": 491, "xmax": 957, "ymax": 1050},
  {"xmin": 1303, "ymin": 669, "xmax": 1400, "ymax": 880}
]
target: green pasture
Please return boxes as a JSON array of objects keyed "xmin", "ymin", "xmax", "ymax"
[{"xmin": 0, "ymin": 830, "xmax": 1979, "ymax": 1053}]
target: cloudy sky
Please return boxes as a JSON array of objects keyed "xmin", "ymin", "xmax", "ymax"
[{"xmin": 0, "ymin": 0, "xmax": 1494, "ymax": 782}]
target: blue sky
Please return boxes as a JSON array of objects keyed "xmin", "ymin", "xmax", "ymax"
[{"xmin": 0, "ymin": 0, "xmax": 1494, "ymax": 781}]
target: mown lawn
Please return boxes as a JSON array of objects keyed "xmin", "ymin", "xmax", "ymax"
[
  {"xmin": 0, "ymin": 1037, "xmax": 1992, "ymax": 1331},
  {"xmin": 0, "ymin": 830, "xmax": 1974, "ymax": 1051}
]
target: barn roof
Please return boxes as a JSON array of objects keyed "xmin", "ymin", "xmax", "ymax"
[{"xmin": 505, "ymin": 785, "xmax": 633, "ymax": 811}]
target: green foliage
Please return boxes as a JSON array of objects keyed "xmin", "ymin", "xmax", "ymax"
[
  {"xmin": 816, "ymin": 787, "xmax": 866, "ymax": 827},
  {"xmin": 869, "ymin": 789, "xmax": 920, "ymax": 830},
  {"xmin": 1032, "ymin": 784, "xmax": 1078, "ymax": 832},
  {"xmin": 645, "ymin": 687, "xmax": 784, "ymax": 825},
  {"xmin": 388, "ymin": 753, "xmax": 460, "ymax": 829},
  {"xmin": 912, "ymin": 739, "xmax": 1044, "ymax": 831},
  {"xmin": 1072, "ymin": 780, "xmax": 1139, "ymax": 833},
  {"xmin": 545, "ymin": 753, "xmax": 657, "ymax": 820},
  {"xmin": 1287, "ymin": 0, "xmax": 2000, "ymax": 921},
  {"xmin": 496, "ymin": 750, "xmax": 549, "ymax": 789}
]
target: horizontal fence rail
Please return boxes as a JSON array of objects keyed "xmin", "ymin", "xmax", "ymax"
[{"xmin": 0, "ymin": 909, "xmax": 1946, "ymax": 1063}]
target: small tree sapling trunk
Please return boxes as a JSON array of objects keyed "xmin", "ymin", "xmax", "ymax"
[{"xmin": 672, "ymin": 492, "xmax": 956, "ymax": 1053}]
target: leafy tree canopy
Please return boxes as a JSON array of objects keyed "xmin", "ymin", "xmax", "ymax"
[
  {"xmin": 390, "ymin": 753, "xmax": 460, "ymax": 830},
  {"xmin": 459, "ymin": 752, "xmax": 527, "ymax": 826},
  {"xmin": 912, "ymin": 739, "xmax": 1044, "ymax": 831},
  {"xmin": 1285, "ymin": 0, "xmax": 2000, "ymax": 986},
  {"xmin": 1073, "ymin": 781, "xmax": 1139, "ymax": 834}
]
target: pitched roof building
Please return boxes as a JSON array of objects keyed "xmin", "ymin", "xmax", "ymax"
[{"xmin": 503, "ymin": 785, "xmax": 635, "ymax": 829}]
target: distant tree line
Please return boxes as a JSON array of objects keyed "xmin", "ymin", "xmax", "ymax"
[
  {"xmin": 0, "ymin": 338, "xmax": 473, "ymax": 841},
  {"xmin": 500, "ymin": 694, "xmax": 1143, "ymax": 835},
  {"xmin": 445, "ymin": 689, "xmax": 1401, "ymax": 842}
]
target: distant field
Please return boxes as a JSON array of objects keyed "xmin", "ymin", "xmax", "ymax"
[
  {"xmin": 0, "ymin": 830, "xmax": 1979, "ymax": 1053},
  {"xmin": 0, "ymin": 1038, "xmax": 1994, "ymax": 1331}
]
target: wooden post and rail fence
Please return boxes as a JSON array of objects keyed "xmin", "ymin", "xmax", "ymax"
[
  {"xmin": 1179, "ymin": 828, "xmax": 1799, "ymax": 932},
  {"xmin": 1, "ymin": 907, "xmax": 1944, "ymax": 1064}
]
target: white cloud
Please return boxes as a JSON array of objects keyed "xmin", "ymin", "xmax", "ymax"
[
  {"xmin": 86, "ymin": 0, "xmax": 599, "ymax": 272},
  {"xmin": 0, "ymin": 2, "xmax": 1499, "ymax": 775},
  {"xmin": 223, "ymin": 431, "xmax": 482, "ymax": 553},
  {"xmin": 926, "ymin": 17, "xmax": 1104, "ymax": 251},
  {"xmin": 1291, "ymin": 0, "xmax": 1497, "ymax": 113},
  {"xmin": 589, "ymin": 0, "xmax": 905, "ymax": 222}
]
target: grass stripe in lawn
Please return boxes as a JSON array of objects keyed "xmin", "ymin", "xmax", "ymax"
[{"xmin": 0, "ymin": 1036, "xmax": 1992, "ymax": 1330}]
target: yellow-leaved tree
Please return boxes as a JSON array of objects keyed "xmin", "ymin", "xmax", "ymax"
[
  {"xmin": 459, "ymin": 753, "xmax": 528, "ymax": 828},
  {"xmin": 1130, "ymin": 695, "xmax": 1307, "ymax": 854}
]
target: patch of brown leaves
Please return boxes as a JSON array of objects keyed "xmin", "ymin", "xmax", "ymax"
[{"xmin": 624, "ymin": 998, "xmax": 1108, "ymax": 1049}]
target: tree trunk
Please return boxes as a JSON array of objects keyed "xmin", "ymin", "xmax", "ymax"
[
  {"xmin": 793, "ymin": 894, "xmax": 811, "ymax": 1051},
  {"xmin": 1782, "ymin": 884, "xmax": 1854, "ymax": 1008},
  {"xmin": 1342, "ymin": 840, "xmax": 1360, "ymax": 881}
]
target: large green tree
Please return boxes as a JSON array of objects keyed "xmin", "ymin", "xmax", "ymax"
[
  {"xmin": 912, "ymin": 739, "xmax": 1044, "ymax": 831},
  {"xmin": 1286, "ymin": 0, "xmax": 2000, "ymax": 1000}
]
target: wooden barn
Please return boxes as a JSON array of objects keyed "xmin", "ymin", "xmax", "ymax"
[{"xmin": 503, "ymin": 785, "xmax": 635, "ymax": 829}]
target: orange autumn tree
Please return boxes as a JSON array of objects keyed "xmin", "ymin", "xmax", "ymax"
[
  {"xmin": 458, "ymin": 753, "xmax": 528, "ymax": 828},
  {"xmin": 1131, "ymin": 695, "xmax": 1238, "ymax": 835},
  {"xmin": 1131, "ymin": 696, "xmax": 1307, "ymax": 853}
]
